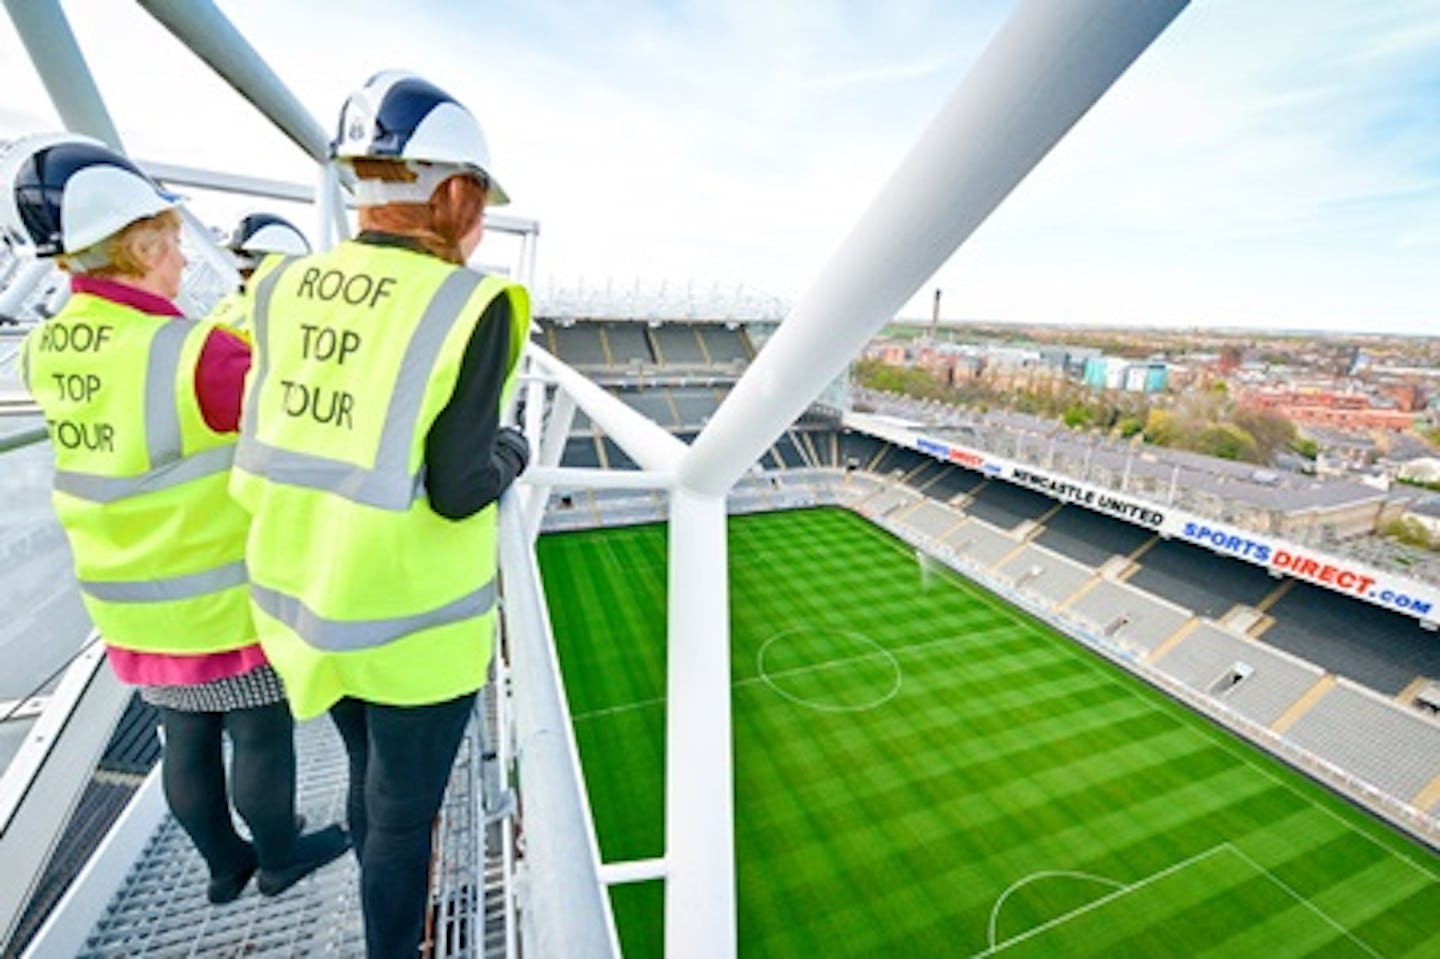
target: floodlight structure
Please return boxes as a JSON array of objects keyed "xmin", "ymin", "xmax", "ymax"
[{"xmin": 0, "ymin": 0, "xmax": 1187, "ymax": 955}]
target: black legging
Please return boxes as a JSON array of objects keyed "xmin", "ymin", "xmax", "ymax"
[
  {"xmin": 158, "ymin": 702, "xmax": 297, "ymax": 877},
  {"xmin": 330, "ymin": 692, "xmax": 476, "ymax": 959}
]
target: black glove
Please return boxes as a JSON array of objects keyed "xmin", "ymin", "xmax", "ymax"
[{"xmin": 494, "ymin": 425, "xmax": 531, "ymax": 478}]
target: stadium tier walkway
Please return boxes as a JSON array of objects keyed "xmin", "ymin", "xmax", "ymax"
[
  {"xmin": 940, "ymin": 518, "xmax": 1023, "ymax": 571},
  {"xmin": 1283, "ymin": 680, "xmax": 1440, "ymax": 809},
  {"xmin": 1067, "ymin": 579, "xmax": 1194, "ymax": 659},
  {"xmin": 1153, "ymin": 623, "xmax": 1327, "ymax": 727},
  {"xmin": 998, "ymin": 543, "xmax": 1097, "ymax": 609}
]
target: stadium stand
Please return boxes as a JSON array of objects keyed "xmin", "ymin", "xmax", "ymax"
[
  {"xmin": 1284, "ymin": 680, "xmax": 1440, "ymax": 803},
  {"xmin": 651, "ymin": 325, "xmax": 708, "ymax": 365},
  {"xmin": 1260, "ymin": 584, "xmax": 1440, "ymax": 696},
  {"xmin": 1154, "ymin": 623, "xmax": 1326, "ymax": 727},
  {"xmin": 1035, "ymin": 505, "xmax": 1155, "ymax": 566},
  {"xmin": 1128, "ymin": 538, "xmax": 1281, "ymax": 619},
  {"xmin": 599, "ymin": 437, "xmax": 639, "ymax": 471},
  {"xmin": 900, "ymin": 500, "xmax": 964, "ymax": 542},
  {"xmin": 901, "ymin": 459, "xmax": 952, "ymax": 493},
  {"xmin": 671, "ymin": 389, "xmax": 724, "ymax": 428},
  {"xmin": 617, "ymin": 388, "xmax": 678, "ymax": 428},
  {"xmin": 1068, "ymin": 580, "xmax": 1193, "ymax": 657},
  {"xmin": 836, "ymin": 472, "xmax": 882, "ymax": 504},
  {"xmin": 939, "ymin": 518, "xmax": 1021, "ymax": 570},
  {"xmin": 919, "ymin": 465, "xmax": 985, "ymax": 503},
  {"xmin": 601, "ymin": 323, "xmax": 653, "ymax": 364},
  {"xmin": 772, "ymin": 432, "xmax": 808, "ymax": 469},
  {"xmin": 997, "ymin": 543, "xmax": 1096, "ymax": 608},
  {"xmin": 548, "ymin": 322, "xmax": 609, "ymax": 367},
  {"xmin": 839, "ymin": 431, "xmax": 887, "ymax": 471},
  {"xmin": 698, "ymin": 326, "xmax": 751, "ymax": 363},
  {"xmin": 562, "ymin": 435, "xmax": 602, "ymax": 468},
  {"xmin": 868, "ymin": 443, "xmax": 931, "ymax": 479},
  {"xmin": 861, "ymin": 484, "xmax": 923, "ymax": 518},
  {"xmin": 960, "ymin": 479, "xmax": 1056, "ymax": 531}
]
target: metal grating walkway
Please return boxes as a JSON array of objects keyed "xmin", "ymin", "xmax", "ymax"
[{"xmin": 76, "ymin": 705, "xmax": 502, "ymax": 958}]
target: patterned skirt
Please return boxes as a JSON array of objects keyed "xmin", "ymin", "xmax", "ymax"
[{"xmin": 140, "ymin": 663, "xmax": 288, "ymax": 713}]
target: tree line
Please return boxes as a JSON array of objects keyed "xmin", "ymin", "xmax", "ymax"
[{"xmin": 853, "ymin": 359, "xmax": 1304, "ymax": 465}]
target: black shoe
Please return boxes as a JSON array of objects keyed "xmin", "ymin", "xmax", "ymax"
[
  {"xmin": 208, "ymin": 845, "xmax": 258, "ymax": 904},
  {"xmin": 257, "ymin": 825, "xmax": 350, "ymax": 897}
]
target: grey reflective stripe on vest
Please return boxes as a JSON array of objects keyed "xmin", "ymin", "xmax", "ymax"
[
  {"xmin": 79, "ymin": 559, "xmax": 246, "ymax": 603},
  {"xmin": 52, "ymin": 320, "xmax": 231, "ymax": 503},
  {"xmin": 238, "ymin": 264, "xmax": 485, "ymax": 511},
  {"xmin": 145, "ymin": 321, "xmax": 188, "ymax": 463},
  {"xmin": 238, "ymin": 258, "xmax": 296, "ymax": 441},
  {"xmin": 250, "ymin": 578, "xmax": 496, "ymax": 652},
  {"xmin": 55, "ymin": 444, "xmax": 234, "ymax": 502}
]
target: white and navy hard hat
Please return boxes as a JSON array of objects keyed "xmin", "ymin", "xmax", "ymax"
[
  {"xmin": 228, "ymin": 213, "xmax": 310, "ymax": 259},
  {"xmin": 0, "ymin": 133, "xmax": 177, "ymax": 258},
  {"xmin": 331, "ymin": 70, "xmax": 509, "ymax": 206}
]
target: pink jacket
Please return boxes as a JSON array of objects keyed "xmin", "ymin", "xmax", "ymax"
[{"xmin": 71, "ymin": 275, "xmax": 266, "ymax": 687}]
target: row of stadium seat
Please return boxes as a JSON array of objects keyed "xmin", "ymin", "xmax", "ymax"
[{"xmin": 536, "ymin": 319, "xmax": 752, "ymax": 368}]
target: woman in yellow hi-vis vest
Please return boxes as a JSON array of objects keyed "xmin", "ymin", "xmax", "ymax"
[
  {"xmin": 1, "ymin": 134, "xmax": 348, "ymax": 904},
  {"xmin": 229, "ymin": 72, "xmax": 531, "ymax": 957},
  {"xmin": 204, "ymin": 213, "xmax": 311, "ymax": 337}
]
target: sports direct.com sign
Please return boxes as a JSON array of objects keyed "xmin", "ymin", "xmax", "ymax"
[
  {"xmin": 1172, "ymin": 521, "xmax": 1435, "ymax": 618},
  {"xmin": 896, "ymin": 423, "xmax": 1439, "ymax": 624}
]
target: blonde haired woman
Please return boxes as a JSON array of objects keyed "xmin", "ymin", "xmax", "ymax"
[{"xmin": 3, "ymin": 134, "xmax": 347, "ymax": 904}]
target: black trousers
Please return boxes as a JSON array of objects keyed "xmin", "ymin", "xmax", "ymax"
[
  {"xmin": 330, "ymin": 691, "xmax": 476, "ymax": 959},
  {"xmin": 158, "ymin": 701, "xmax": 297, "ymax": 877}
]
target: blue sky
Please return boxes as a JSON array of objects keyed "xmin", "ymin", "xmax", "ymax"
[{"xmin": 2, "ymin": 0, "xmax": 1438, "ymax": 334}]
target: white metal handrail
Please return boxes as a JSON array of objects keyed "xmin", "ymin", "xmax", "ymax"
[{"xmin": 498, "ymin": 491, "xmax": 622, "ymax": 958}]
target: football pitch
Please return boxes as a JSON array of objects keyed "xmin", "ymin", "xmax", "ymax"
[{"xmin": 536, "ymin": 507, "xmax": 1440, "ymax": 957}]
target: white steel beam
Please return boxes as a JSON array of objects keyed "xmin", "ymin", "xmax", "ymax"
[
  {"xmin": 3, "ymin": 1, "xmax": 237, "ymax": 282},
  {"xmin": 136, "ymin": 0, "xmax": 332, "ymax": 163},
  {"xmin": 528, "ymin": 345, "xmax": 687, "ymax": 473},
  {"xmin": 598, "ymin": 857, "xmax": 667, "ymax": 886},
  {"xmin": 498, "ymin": 493, "xmax": 621, "ymax": 958},
  {"xmin": 522, "ymin": 390, "xmax": 577, "ymax": 542},
  {"xmin": 679, "ymin": 0, "xmax": 1188, "ymax": 498},
  {"xmin": 663, "ymin": 489, "xmax": 734, "ymax": 959},
  {"xmin": 141, "ymin": 161, "xmax": 316, "ymax": 204},
  {"xmin": 520, "ymin": 466, "xmax": 671, "ymax": 491},
  {"xmin": 2, "ymin": 0, "xmax": 123, "ymax": 148}
]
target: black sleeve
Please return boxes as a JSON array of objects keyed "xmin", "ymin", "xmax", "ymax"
[{"xmin": 423, "ymin": 294, "xmax": 519, "ymax": 520}]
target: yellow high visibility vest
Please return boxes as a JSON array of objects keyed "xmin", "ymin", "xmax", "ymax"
[
  {"xmin": 230, "ymin": 241, "xmax": 529, "ymax": 719},
  {"xmin": 201, "ymin": 289, "xmax": 252, "ymax": 339},
  {"xmin": 21, "ymin": 294, "xmax": 255, "ymax": 655}
]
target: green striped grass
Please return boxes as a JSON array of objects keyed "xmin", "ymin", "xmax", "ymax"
[{"xmin": 537, "ymin": 507, "xmax": 1440, "ymax": 957}]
